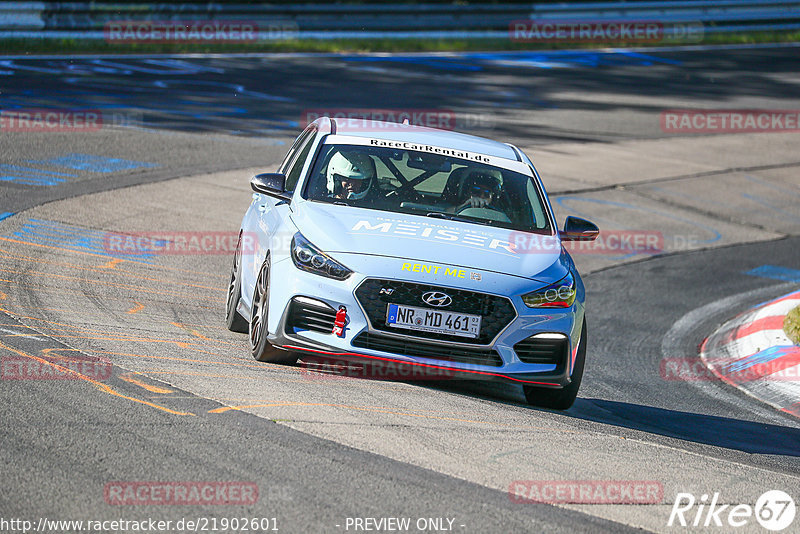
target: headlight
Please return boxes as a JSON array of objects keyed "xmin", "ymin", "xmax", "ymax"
[
  {"xmin": 522, "ymin": 271, "xmax": 576, "ymax": 308},
  {"xmin": 291, "ymin": 233, "xmax": 352, "ymax": 280}
]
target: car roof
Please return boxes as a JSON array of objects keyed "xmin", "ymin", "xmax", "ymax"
[{"xmin": 320, "ymin": 117, "xmax": 522, "ymax": 162}]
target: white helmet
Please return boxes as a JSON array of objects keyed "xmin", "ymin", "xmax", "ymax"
[{"xmin": 326, "ymin": 151, "xmax": 375, "ymax": 200}]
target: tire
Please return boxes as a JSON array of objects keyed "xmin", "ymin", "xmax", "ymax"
[
  {"xmin": 249, "ymin": 254, "xmax": 297, "ymax": 364},
  {"xmin": 523, "ymin": 318, "xmax": 586, "ymax": 410},
  {"xmin": 225, "ymin": 234, "xmax": 249, "ymax": 333}
]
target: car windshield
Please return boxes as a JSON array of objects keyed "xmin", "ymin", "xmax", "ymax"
[{"xmin": 303, "ymin": 143, "xmax": 551, "ymax": 233}]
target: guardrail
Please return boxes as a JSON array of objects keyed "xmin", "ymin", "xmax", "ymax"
[{"xmin": 1, "ymin": 0, "xmax": 799, "ymax": 39}]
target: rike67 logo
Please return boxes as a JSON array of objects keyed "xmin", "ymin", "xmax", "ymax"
[{"xmin": 669, "ymin": 490, "xmax": 795, "ymax": 531}]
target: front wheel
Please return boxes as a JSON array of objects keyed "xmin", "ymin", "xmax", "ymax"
[
  {"xmin": 225, "ymin": 234, "xmax": 249, "ymax": 333},
  {"xmin": 249, "ymin": 255, "xmax": 297, "ymax": 364},
  {"xmin": 523, "ymin": 318, "xmax": 586, "ymax": 410}
]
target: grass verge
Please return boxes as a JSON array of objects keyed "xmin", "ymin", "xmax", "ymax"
[
  {"xmin": 1, "ymin": 31, "xmax": 799, "ymax": 55},
  {"xmin": 784, "ymin": 304, "xmax": 800, "ymax": 345}
]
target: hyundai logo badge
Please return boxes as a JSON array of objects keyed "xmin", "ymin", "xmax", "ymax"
[{"xmin": 421, "ymin": 291, "xmax": 452, "ymax": 307}]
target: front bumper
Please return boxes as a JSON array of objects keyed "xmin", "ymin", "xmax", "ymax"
[{"xmin": 265, "ymin": 256, "xmax": 584, "ymax": 388}]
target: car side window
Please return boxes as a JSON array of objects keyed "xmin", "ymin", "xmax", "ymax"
[
  {"xmin": 278, "ymin": 128, "xmax": 314, "ymax": 175},
  {"xmin": 284, "ymin": 131, "xmax": 316, "ymax": 192}
]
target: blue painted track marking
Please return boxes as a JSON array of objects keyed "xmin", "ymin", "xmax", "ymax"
[
  {"xmin": 614, "ymin": 50, "xmax": 683, "ymax": 66},
  {"xmin": 12, "ymin": 219, "xmax": 155, "ymax": 261},
  {"xmin": 744, "ymin": 174, "xmax": 800, "ymax": 197},
  {"xmin": 0, "ymin": 163, "xmax": 76, "ymax": 185},
  {"xmin": 0, "ymin": 212, "xmax": 14, "ymax": 222},
  {"xmin": 0, "ymin": 175, "xmax": 65, "ymax": 186},
  {"xmin": 0, "ymin": 155, "xmax": 157, "ymax": 186},
  {"xmin": 343, "ymin": 50, "xmax": 683, "ymax": 71},
  {"xmin": 344, "ymin": 55, "xmax": 482, "ymax": 72},
  {"xmin": 745, "ymin": 265, "xmax": 800, "ymax": 283},
  {"xmin": 10, "ymin": 53, "xmax": 677, "ymax": 137},
  {"xmin": 723, "ymin": 346, "xmax": 797, "ymax": 374},
  {"xmin": 741, "ymin": 193, "xmax": 800, "ymax": 222},
  {"xmin": 29, "ymin": 153, "xmax": 158, "ymax": 173},
  {"xmin": 0, "ymin": 164, "xmax": 75, "ymax": 177}
]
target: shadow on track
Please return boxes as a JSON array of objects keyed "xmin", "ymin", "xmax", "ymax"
[
  {"xmin": 404, "ymin": 377, "xmax": 800, "ymax": 457},
  {"xmin": 567, "ymin": 398, "xmax": 800, "ymax": 456}
]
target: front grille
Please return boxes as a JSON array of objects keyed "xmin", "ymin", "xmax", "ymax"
[
  {"xmin": 514, "ymin": 335, "xmax": 568, "ymax": 366},
  {"xmin": 285, "ymin": 298, "xmax": 337, "ymax": 334},
  {"xmin": 355, "ymin": 279, "xmax": 515, "ymax": 344},
  {"xmin": 352, "ymin": 332, "xmax": 503, "ymax": 367}
]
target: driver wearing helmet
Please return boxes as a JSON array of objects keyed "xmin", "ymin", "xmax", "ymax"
[
  {"xmin": 451, "ymin": 169, "xmax": 512, "ymax": 223},
  {"xmin": 326, "ymin": 151, "xmax": 377, "ymax": 202},
  {"xmin": 457, "ymin": 170, "xmax": 502, "ymax": 211}
]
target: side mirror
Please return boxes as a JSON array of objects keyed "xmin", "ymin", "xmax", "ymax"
[
  {"xmin": 559, "ymin": 216, "xmax": 599, "ymax": 241},
  {"xmin": 250, "ymin": 173, "xmax": 292, "ymax": 202}
]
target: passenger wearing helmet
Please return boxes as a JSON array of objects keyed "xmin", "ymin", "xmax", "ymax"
[{"xmin": 326, "ymin": 151, "xmax": 377, "ymax": 202}]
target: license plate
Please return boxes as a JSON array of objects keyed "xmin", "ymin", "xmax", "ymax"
[{"xmin": 386, "ymin": 304, "xmax": 481, "ymax": 338}]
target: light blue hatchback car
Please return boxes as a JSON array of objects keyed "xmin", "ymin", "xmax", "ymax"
[{"xmin": 226, "ymin": 117, "xmax": 598, "ymax": 409}]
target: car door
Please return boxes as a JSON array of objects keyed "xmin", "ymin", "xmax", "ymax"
[{"xmin": 244, "ymin": 126, "xmax": 318, "ymax": 297}]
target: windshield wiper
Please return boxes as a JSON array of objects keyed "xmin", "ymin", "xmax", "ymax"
[{"xmin": 425, "ymin": 212, "xmax": 491, "ymax": 226}]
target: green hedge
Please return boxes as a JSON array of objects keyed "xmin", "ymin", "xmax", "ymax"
[{"xmin": 785, "ymin": 305, "xmax": 800, "ymax": 345}]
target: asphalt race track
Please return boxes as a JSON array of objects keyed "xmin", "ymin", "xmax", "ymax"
[{"xmin": 1, "ymin": 46, "xmax": 800, "ymax": 533}]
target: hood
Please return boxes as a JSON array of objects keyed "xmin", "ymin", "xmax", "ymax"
[{"xmin": 290, "ymin": 200, "xmax": 568, "ymax": 283}]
